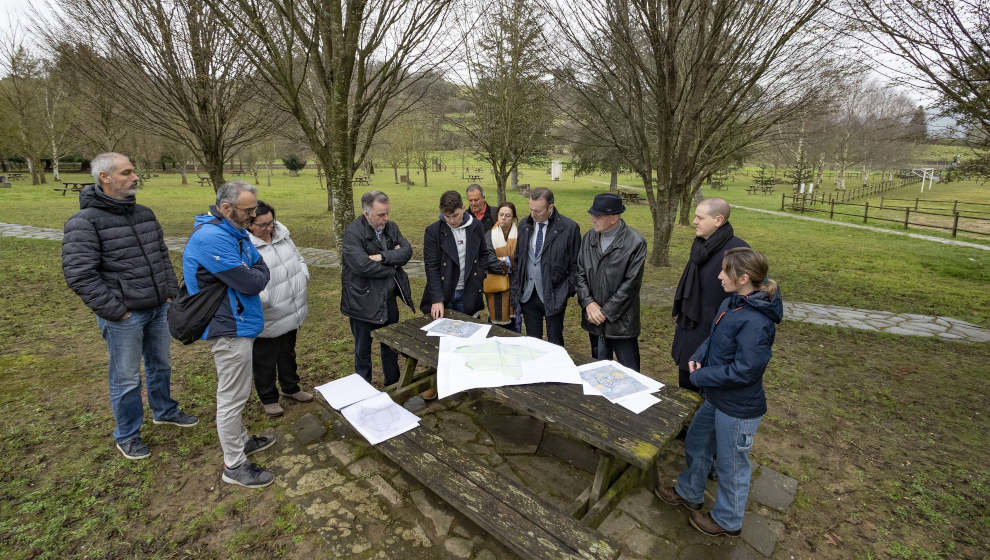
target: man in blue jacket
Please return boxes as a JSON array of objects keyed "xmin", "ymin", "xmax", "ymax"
[{"xmin": 183, "ymin": 181, "xmax": 274, "ymax": 488}]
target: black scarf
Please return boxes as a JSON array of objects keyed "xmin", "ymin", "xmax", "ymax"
[{"xmin": 672, "ymin": 222, "xmax": 735, "ymax": 330}]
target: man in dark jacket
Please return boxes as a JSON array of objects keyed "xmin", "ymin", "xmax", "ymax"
[
  {"xmin": 183, "ymin": 180, "xmax": 274, "ymax": 489},
  {"xmin": 465, "ymin": 184, "xmax": 498, "ymax": 231},
  {"xmin": 62, "ymin": 152, "xmax": 197, "ymax": 461},
  {"xmin": 671, "ymin": 198, "xmax": 748, "ymax": 392},
  {"xmin": 340, "ymin": 190, "xmax": 414, "ymax": 386},
  {"xmin": 421, "ymin": 190, "xmax": 506, "ymax": 319},
  {"xmin": 576, "ymin": 193, "xmax": 647, "ymax": 370},
  {"xmin": 510, "ymin": 187, "xmax": 581, "ymax": 347}
]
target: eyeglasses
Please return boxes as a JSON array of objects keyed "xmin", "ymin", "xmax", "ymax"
[
  {"xmin": 252, "ymin": 220, "xmax": 274, "ymax": 229},
  {"xmin": 235, "ymin": 205, "xmax": 258, "ymax": 213}
]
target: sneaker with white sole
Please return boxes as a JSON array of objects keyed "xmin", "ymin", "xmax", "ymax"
[
  {"xmin": 244, "ymin": 434, "xmax": 276, "ymax": 456},
  {"xmin": 116, "ymin": 437, "xmax": 151, "ymax": 460},
  {"xmin": 221, "ymin": 461, "xmax": 274, "ymax": 488},
  {"xmin": 152, "ymin": 409, "xmax": 199, "ymax": 427}
]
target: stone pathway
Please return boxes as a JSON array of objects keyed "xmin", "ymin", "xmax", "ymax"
[
  {"xmin": 3, "ymin": 221, "xmax": 988, "ymax": 342},
  {"xmin": 259, "ymin": 392, "xmax": 800, "ymax": 559}
]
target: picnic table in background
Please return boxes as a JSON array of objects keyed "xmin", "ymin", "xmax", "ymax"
[
  {"xmin": 196, "ymin": 176, "xmax": 211, "ymax": 187},
  {"xmin": 467, "ymin": 174, "xmax": 482, "ymax": 182},
  {"xmin": 371, "ymin": 311, "xmax": 700, "ymax": 528},
  {"xmin": 353, "ymin": 175, "xmax": 370, "ymax": 185},
  {"xmin": 617, "ymin": 188, "xmax": 642, "ymax": 204},
  {"xmin": 53, "ymin": 182, "xmax": 87, "ymax": 196},
  {"xmin": 8, "ymin": 172, "xmax": 23, "ymax": 181}
]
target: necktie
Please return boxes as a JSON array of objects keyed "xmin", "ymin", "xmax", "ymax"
[{"xmin": 534, "ymin": 223, "xmax": 545, "ymax": 256}]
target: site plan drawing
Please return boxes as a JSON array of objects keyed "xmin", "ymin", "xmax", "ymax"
[
  {"xmin": 340, "ymin": 392, "xmax": 420, "ymax": 445},
  {"xmin": 436, "ymin": 336, "xmax": 581, "ymax": 398},
  {"xmin": 421, "ymin": 317, "xmax": 490, "ymax": 340},
  {"xmin": 579, "ymin": 363, "xmax": 649, "ymax": 401}
]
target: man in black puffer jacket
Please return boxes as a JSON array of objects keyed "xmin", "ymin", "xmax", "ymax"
[{"xmin": 62, "ymin": 152, "xmax": 198, "ymax": 461}]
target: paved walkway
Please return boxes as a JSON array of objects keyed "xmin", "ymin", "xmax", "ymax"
[{"xmin": 3, "ymin": 221, "xmax": 987, "ymax": 342}]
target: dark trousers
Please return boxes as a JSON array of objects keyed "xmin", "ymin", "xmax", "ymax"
[
  {"xmin": 589, "ymin": 334, "xmax": 641, "ymax": 371},
  {"xmin": 252, "ymin": 329, "xmax": 301, "ymax": 404},
  {"xmin": 521, "ymin": 294, "xmax": 566, "ymax": 347},
  {"xmin": 349, "ymin": 297, "xmax": 400, "ymax": 385}
]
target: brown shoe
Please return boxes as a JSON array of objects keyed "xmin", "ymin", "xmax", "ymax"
[
  {"xmin": 262, "ymin": 402, "xmax": 284, "ymax": 417},
  {"xmin": 654, "ymin": 485, "xmax": 702, "ymax": 511},
  {"xmin": 284, "ymin": 390, "xmax": 313, "ymax": 402},
  {"xmin": 420, "ymin": 388, "xmax": 438, "ymax": 401},
  {"xmin": 689, "ymin": 510, "xmax": 741, "ymax": 537}
]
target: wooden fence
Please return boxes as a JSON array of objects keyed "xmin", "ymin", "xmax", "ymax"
[{"xmin": 781, "ymin": 193, "xmax": 990, "ymax": 238}]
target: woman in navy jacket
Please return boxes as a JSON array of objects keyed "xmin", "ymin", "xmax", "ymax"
[{"xmin": 655, "ymin": 247, "xmax": 783, "ymax": 537}]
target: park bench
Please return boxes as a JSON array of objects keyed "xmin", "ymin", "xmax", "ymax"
[
  {"xmin": 467, "ymin": 174, "xmax": 482, "ymax": 182},
  {"xmin": 372, "ymin": 312, "xmax": 700, "ymax": 529},
  {"xmin": 618, "ymin": 189, "xmax": 641, "ymax": 204},
  {"xmin": 316, "ymin": 393, "xmax": 620, "ymax": 560},
  {"xmin": 353, "ymin": 175, "xmax": 370, "ymax": 185},
  {"xmin": 517, "ymin": 183, "xmax": 531, "ymax": 195}
]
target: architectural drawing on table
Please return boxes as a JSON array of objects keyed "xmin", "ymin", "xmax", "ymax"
[
  {"xmin": 453, "ymin": 339, "xmax": 544, "ymax": 379},
  {"xmin": 425, "ymin": 318, "xmax": 487, "ymax": 339},
  {"xmin": 579, "ymin": 364, "xmax": 648, "ymax": 401}
]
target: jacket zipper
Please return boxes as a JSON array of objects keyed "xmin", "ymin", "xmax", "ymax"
[{"xmin": 126, "ymin": 215, "xmax": 163, "ymax": 304}]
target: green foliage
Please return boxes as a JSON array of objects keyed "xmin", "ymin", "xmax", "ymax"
[{"xmin": 281, "ymin": 154, "xmax": 307, "ymax": 175}]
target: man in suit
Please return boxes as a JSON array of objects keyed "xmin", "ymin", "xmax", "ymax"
[{"xmin": 510, "ymin": 187, "xmax": 581, "ymax": 347}]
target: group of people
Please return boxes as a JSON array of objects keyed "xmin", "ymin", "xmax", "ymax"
[{"xmin": 62, "ymin": 151, "xmax": 783, "ymax": 536}]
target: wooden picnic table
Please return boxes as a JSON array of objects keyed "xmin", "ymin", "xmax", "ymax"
[
  {"xmin": 353, "ymin": 175, "xmax": 370, "ymax": 185},
  {"xmin": 618, "ymin": 189, "xmax": 641, "ymax": 204},
  {"xmin": 196, "ymin": 176, "xmax": 211, "ymax": 187},
  {"xmin": 467, "ymin": 174, "xmax": 482, "ymax": 182},
  {"xmin": 53, "ymin": 182, "xmax": 88, "ymax": 196},
  {"xmin": 372, "ymin": 312, "xmax": 700, "ymax": 527}
]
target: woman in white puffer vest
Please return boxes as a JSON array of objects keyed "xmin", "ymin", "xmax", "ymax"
[{"xmin": 247, "ymin": 201, "xmax": 312, "ymax": 417}]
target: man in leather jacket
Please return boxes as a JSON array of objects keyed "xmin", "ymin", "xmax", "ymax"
[
  {"xmin": 575, "ymin": 193, "xmax": 647, "ymax": 370},
  {"xmin": 340, "ymin": 191, "xmax": 414, "ymax": 385}
]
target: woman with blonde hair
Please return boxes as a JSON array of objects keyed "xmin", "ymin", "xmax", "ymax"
[
  {"xmin": 655, "ymin": 247, "xmax": 782, "ymax": 537},
  {"xmin": 484, "ymin": 202, "xmax": 519, "ymax": 331}
]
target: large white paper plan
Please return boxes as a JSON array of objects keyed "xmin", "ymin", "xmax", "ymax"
[
  {"xmin": 577, "ymin": 360, "xmax": 663, "ymax": 402},
  {"xmin": 340, "ymin": 392, "xmax": 420, "ymax": 445},
  {"xmin": 421, "ymin": 317, "xmax": 491, "ymax": 341},
  {"xmin": 315, "ymin": 373, "xmax": 381, "ymax": 410},
  {"xmin": 614, "ymin": 391, "xmax": 661, "ymax": 414},
  {"xmin": 437, "ymin": 335, "xmax": 582, "ymax": 399}
]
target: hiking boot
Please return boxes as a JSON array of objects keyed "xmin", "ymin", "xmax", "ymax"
[
  {"xmin": 244, "ymin": 434, "xmax": 276, "ymax": 456},
  {"xmin": 116, "ymin": 437, "xmax": 151, "ymax": 460},
  {"xmin": 221, "ymin": 461, "xmax": 274, "ymax": 488},
  {"xmin": 689, "ymin": 510, "xmax": 741, "ymax": 537},
  {"xmin": 262, "ymin": 402, "xmax": 284, "ymax": 417},
  {"xmin": 654, "ymin": 485, "xmax": 703, "ymax": 511},
  {"xmin": 153, "ymin": 409, "xmax": 199, "ymax": 427},
  {"xmin": 283, "ymin": 390, "xmax": 313, "ymax": 402}
]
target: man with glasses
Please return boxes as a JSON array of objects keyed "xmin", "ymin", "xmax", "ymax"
[
  {"xmin": 182, "ymin": 181, "xmax": 274, "ymax": 488},
  {"xmin": 62, "ymin": 152, "xmax": 198, "ymax": 461}
]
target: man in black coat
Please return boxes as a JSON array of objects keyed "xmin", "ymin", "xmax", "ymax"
[
  {"xmin": 576, "ymin": 193, "xmax": 648, "ymax": 370},
  {"xmin": 465, "ymin": 184, "xmax": 498, "ymax": 231},
  {"xmin": 421, "ymin": 190, "xmax": 506, "ymax": 319},
  {"xmin": 671, "ymin": 198, "xmax": 748, "ymax": 392},
  {"xmin": 62, "ymin": 152, "xmax": 198, "ymax": 461},
  {"xmin": 340, "ymin": 191, "xmax": 414, "ymax": 386},
  {"xmin": 510, "ymin": 187, "xmax": 581, "ymax": 347}
]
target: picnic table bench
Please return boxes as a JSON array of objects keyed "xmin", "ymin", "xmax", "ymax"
[
  {"xmin": 53, "ymin": 182, "xmax": 87, "ymax": 196},
  {"xmin": 372, "ymin": 312, "xmax": 700, "ymax": 530},
  {"xmin": 316, "ymin": 392, "xmax": 619, "ymax": 560},
  {"xmin": 196, "ymin": 176, "xmax": 211, "ymax": 187},
  {"xmin": 467, "ymin": 174, "xmax": 482, "ymax": 182},
  {"xmin": 353, "ymin": 175, "xmax": 370, "ymax": 185},
  {"xmin": 618, "ymin": 189, "xmax": 641, "ymax": 204},
  {"xmin": 746, "ymin": 185, "xmax": 774, "ymax": 195}
]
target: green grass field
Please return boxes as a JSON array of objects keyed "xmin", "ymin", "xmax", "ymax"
[{"xmin": 1, "ymin": 161, "xmax": 988, "ymax": 559}]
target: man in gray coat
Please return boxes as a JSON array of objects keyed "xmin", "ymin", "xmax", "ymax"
[
  {"xmin": 62, "ymin": 152, "xmax": 198, "ymax": 461},
  {"xmin": 575, "ymin": 193, "xmax": 648, "ymax": 370}
]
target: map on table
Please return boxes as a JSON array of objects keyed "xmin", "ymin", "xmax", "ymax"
[
  {"xmin": 421, "ymin": 318, "xmax": 490, "ymax": 340},
  {"xmin": 576, "ymin": 360, "xmax": 665, "ymax": 413},
  {"xmin": 579, "ymin": 364, "xmax": 648, "ymax": 401},
  {"xmin": 437, "ymin": 335, "xmax": 581, "ymax": 398}
]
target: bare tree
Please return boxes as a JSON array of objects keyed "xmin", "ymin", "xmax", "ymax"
[
  {"xmin": 547, "ymin": 0, "xmax": 850, "ymax": 266},
  {"xmin": 205, "ymin": 0, "xmax": 455, "ymax": 250},
  {"xmin": 0, "ymin": 36, "xmax": 49, "ymax": 185},
  {"xmin": 41, "ymin": 0, "xmax": 269, "ymax": 189},
  {"xmin": 848, "ymin": 0, "xmax": 990, "ymax": 145},
  {"xmin": 450, "ymin": 0, "xmax": 554, "ymax": 204}
]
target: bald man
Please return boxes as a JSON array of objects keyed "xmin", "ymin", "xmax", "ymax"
[{"xmin": 671, "ymin": 198, "xmax": 748, "ymax": 392}]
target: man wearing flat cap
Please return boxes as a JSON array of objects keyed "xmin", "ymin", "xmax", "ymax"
[{"xmin": 575, "ymin": 193, "xmax": 648, "ymax": 370}]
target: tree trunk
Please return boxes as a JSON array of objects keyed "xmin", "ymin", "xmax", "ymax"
[
  {"xmin": 494, "ymin": 169, "xmax": 509, "ymax": 204},
  {"xmin": 609, "ymin": 169, "xmax": 618, "ymax": 192},
  {"xmin": 27, "ymin": 158, "xmax": 38, "ymax": 185},
  {"xmin": 179, "ymin": 163, "xmax": 188, "ymax": 185},
  {"xmin": 678, "ymin": 176, "xmax": 702, "ymax": 226},
  {"xmin": 511, "ymin": 166, "xmax": 519, "ymax": 191},
  {"xmin": 421, "ymin": 162, "xmax": 429, "ymax": 187},
  {"xmin": 52, "ymin": 142, "xmax": 61, "ymax": 182},
  {"xmin": 392, "ymin": 164, "xmax": 399, "ymax": 184}
]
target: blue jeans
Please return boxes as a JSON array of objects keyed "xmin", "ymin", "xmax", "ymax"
[
  {"xmin": 675, "ymin": 400, "xmax": 762, "ymax": 531},
  {"xmin": 98, "ymin": 302, "xmax": 178, "ymax": 443},
  {"xmin": 451, "ymin": 289, "xmax": 465, "ymax": 313}
]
